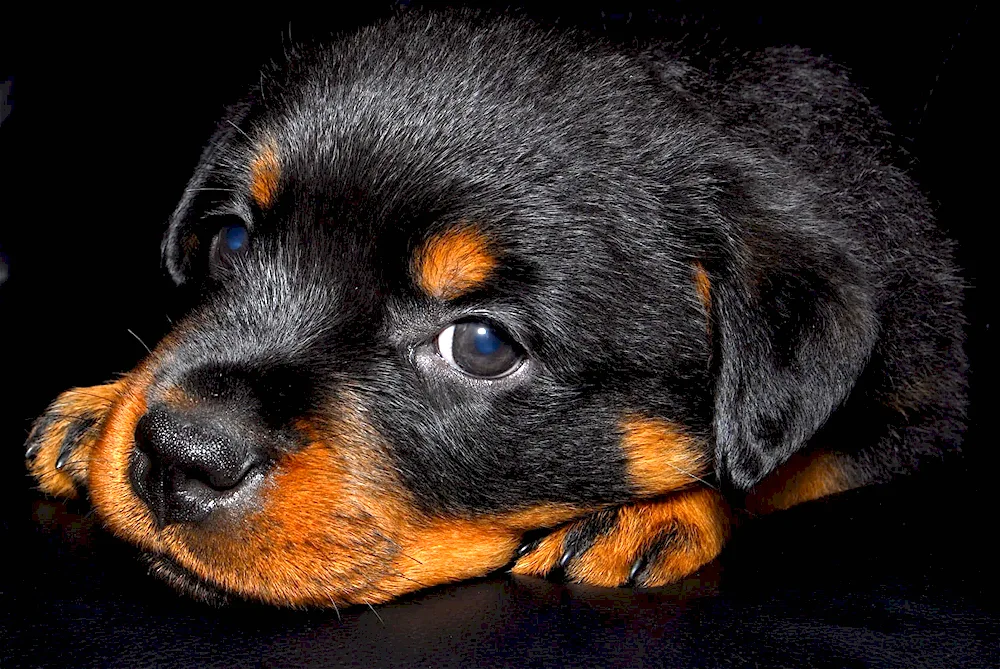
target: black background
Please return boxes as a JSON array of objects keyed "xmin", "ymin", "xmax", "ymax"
[{"xmin": 2, "ymin": 3, "xmax": 994, "ymax": 667}]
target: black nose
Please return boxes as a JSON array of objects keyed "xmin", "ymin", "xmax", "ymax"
[{"xmin": 130, "ymin": 406, "xmax": 266, "ymax": 527}]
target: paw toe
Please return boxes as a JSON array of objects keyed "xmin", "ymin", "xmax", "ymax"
[
  {"xmin": 26, "ymin": 386, "xmax": 115, "ymax": 498},
  {"xmin": 512, "ymin": 489, "xmax": 729, "ymax": 589}
]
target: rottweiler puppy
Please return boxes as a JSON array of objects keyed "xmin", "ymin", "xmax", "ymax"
[{"xmin": 25, "ymin": 11, "xmax": 967, "ymax": 607}]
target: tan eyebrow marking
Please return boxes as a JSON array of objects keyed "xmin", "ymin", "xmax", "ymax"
[
  {"xmin": 692, "ymin": 262, "xmax": 711, "ymax": 314},
  {"xmin": 249, "ymin": 140, "xmax": 280, "ymax": 209},
  {"xmin": 414, "ymin": 226, "xmax": 497, "ymax": 300}
]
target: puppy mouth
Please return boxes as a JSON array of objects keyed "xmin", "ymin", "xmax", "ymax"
[{"xmin": 141, "ymin": 552, "xmax": 233, "ymax": 606}]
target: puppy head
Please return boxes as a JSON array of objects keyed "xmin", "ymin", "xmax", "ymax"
[{"xmin": 83, "ymin": 14, "xmax": 875, "ymax": 605}]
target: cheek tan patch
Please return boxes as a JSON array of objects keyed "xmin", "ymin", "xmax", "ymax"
[
  {"xmin": 85, "ymin": 354, "xmax": 591, "ymax": 607},
  {"xmin": 414, "ymin": 226, "xmax": 496, "ymax": 300},
  {"xmin": 620, "ymin": 415, "xmax": 710, "ymax": 497},
  {"xmin": 249, "ymin": 140, "xmax": 281, "ymax": 209},
  {"xmin": 160, "ymin": 449, "xmax": 586, "ymax": 606}
]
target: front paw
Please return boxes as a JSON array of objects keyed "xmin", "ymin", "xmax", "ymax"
[
  {"xmin": 512, "ymin": 488, "xmax": 729, "ymax": 587},
  {"xmin": 25, "ymin": 383, "xmax": 123, "ymax": 498}
]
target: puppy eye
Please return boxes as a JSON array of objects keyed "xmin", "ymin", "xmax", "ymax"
[
  {"xmin": 436, "ymin": 321, "xmax": 525, "ymax": 379},
  {"xmin": 210, "ymin": 220, "xmax": 250, "ymax": 268}
]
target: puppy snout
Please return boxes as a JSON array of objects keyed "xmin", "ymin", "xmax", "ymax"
[{"xmin": 130, "ymin": 405, "xmax": 266, "ymax": 527}]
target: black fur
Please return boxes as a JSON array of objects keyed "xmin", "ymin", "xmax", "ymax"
[{"xmin": 157, "ymin": 10, "xmax": 965, "ymax": 517}]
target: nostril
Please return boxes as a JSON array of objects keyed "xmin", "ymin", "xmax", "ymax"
[
  {"xmin": 130, "ymin": 406, "xmax": 266, "ymax": 526},
  {"xmin": 187, "ymin": 450, "xmax": 259, "ymax": 491}
]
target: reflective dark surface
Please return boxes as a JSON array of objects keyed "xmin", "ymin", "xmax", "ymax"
[{"xmin": 6, "ymin": 475, "xmax": 997, "ymax": 667}]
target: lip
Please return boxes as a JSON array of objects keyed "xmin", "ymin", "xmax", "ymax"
[{"xmin": 142, "ymin": 552, "xmax": 233, "ymax": 606}]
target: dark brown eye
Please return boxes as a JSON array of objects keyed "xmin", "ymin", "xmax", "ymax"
[{"xmin": 436, "ymin": 321, "xmax": 524, "ymax": 379}]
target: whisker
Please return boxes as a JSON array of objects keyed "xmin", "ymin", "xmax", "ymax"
[
  {"xmin": 396, "ymin": 551, "xmax": 424, "ymax": 566},
  {"xmin": 365, "ymin": 601, "xmax": 384, "ymax": 626},
  {"xmin": 64, "ymin": 390, "xmax": 117, "ymax": 404},
  {"xmin": 390, "ymin": 570, "xmax": 429, "ymax": 589},
  {"xmin": 661, "ymin": 460, "xmax": 718, "ymax": 491},
  {"xmin": 226, "ymin": 119, "xmax": 253, "ymax": 143},
  {"xmin": 127, "ymin": 328, "xmax": 153, "ymax": 355},
  {"xmin": 184, "ymin": 187, "xmax": 235, "ymax": 194}
]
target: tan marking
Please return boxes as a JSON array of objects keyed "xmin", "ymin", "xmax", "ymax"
[
  {"xmin": 692, "ymin": 262, "xmax": 711, "ymax": 315},
  {"xmin": 745, "ymin": 450, "xmax": 850, "ymax": 514},
  {"xmin": 89, "ymin": 382, "xmax": 406, "ymax": 604},
  {"xmin": 87, "ymin": 364, "xmax": 161, "ymax": 552},
  {"xmin": 27, "ymin": 382, "xmax": 125, "ymax": 499},
  {"xmin": 620, "ymin": 416, "xmax": 710, "ymax": 497},
  {"xmin": 390, "ymin": 503, "xmax": 583, "ymax": 592},
  {"xmin": 513, "ymin": 488, "xmax": 729, "ymax": 587},
  {"xmin": 414, "ymin": 226, "xmax": 496, "ymax": 300},
  {"xmin": 249, "ymin": 141, "xmax": 280, "ymax": 208}
]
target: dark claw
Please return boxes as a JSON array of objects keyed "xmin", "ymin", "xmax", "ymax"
[
  {"xmin": 54, "ymin": 448, "xmax": 71, "ymax": 470},
  {"xmin": 25, "ymin": 441, "xmax": 41, "ymax": 459},
  {"xmin": 628, "ymin": 530, "xmax": 677, "ymax": 587},
  {"xmin": 558, "ymin": 507, "xmax": 618, "ymax": 566},
  {"xmin": 515, "ymin": 528, "xmax": 551, "ymax": 558},
  {"xmin": 515, "ymin": 540, "xmax": 538, "ymax": 558},
  {"xmin": 25, "ymin": 413, "xmax": 58, "ymax": 459},
  {"xmin": 627, "ymin": 554, "xmax": 648, "ymax": 586},
  {"xmin": 557, "ymin": 548, "xmax": 576, "ymax": 569}
]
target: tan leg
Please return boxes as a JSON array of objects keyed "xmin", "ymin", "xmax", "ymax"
[{"xmin": 512, "ymin": 487, "xmax": 729, "ymax": 587}]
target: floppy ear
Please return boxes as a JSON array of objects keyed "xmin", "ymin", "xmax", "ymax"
[
  {"xmin": 708, "ymin": 220, "xmax": 879, "ymax": 490},
  {"xmin": 161, "ymin": 104, "xmax": 251, "ymax": 286}
]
